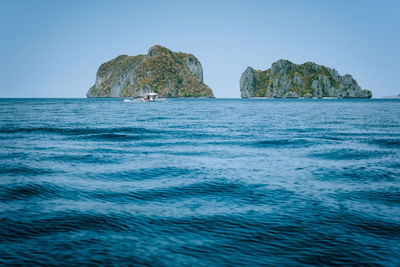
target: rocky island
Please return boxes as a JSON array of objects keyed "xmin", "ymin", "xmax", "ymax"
[
  {"xmin": 87, "ymin": 45, "xmax": 214, "ymax": 98},
  {"xmin": 383, "ymin": 94, "xmax": 400, "ymax": 99},
  {"xmin": 240, "ymin": 59, "xmax": 372, "ymax": 98}
]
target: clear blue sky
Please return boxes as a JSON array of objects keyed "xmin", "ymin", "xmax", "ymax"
[{"xmin": 0, "ymin": 0, "xmax": 399, "ymax": 98}]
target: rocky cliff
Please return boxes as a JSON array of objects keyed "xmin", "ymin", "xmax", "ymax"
[
  {"xmin": 87, "ymin": 45, "xmax": 214, "ymax": 98},
  {"xmin": 240, "ymin": 60, "xmax": 372, "ymax": 98}
]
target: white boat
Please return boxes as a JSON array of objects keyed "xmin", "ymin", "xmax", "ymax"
[
  {"xmin": 145, "ymin": 92, "xmax": 158, "ymax": 101},
  {"xmin": 125, "ymin": 92, "xmax": 167, "ymax": 103}
]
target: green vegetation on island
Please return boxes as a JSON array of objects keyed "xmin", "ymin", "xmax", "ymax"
[
  {"xmin": 87, "ymin": 45, "xmax": 214, "ymax": 98},
  {"xmin": 240, "ymin": 59, "xmax": 372, "ymax": 98}
]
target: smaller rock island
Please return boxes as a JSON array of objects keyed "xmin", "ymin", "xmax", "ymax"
[
  {"xmin": 87, "ymin": 45, "xmax": 214, "ymax": 98},
  {"xmin": 240, "ymin": 60, "xmax": 372, "ymax": 98}
]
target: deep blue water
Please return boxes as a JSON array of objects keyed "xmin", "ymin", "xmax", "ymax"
[{"xmin": 0, "ymin": 98, "xmax": 399, "ymax": 266}]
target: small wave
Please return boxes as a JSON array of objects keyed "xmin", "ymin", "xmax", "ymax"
[
  {"xmin": 0, "ymin": 126, "xmax": 166, "ymax": 143},
  {"xmin": 158, "ymin": 150, "xmax": 211, "ymax": 156},
  {"xmin": 328, "ymin": 212, "xmax": 400, "ymax": 238},
  {"xmin": 313, "ymin": 135, "xmax": 345, "ymax": 141},
  {"xmin": 368, "ymin": 138, "xmax": 400, "ymax": 148},
  {"xmin": 86, "ymin": 167, "xmax": 205, "ymax": 181},
  {"xmin": 336, "ymin": 190, "xmax": 400, "ymax": 205},
  {"xmin": 0, "ymin": 165, "xmax": 58, "ymax": 176},
  {"xmin": 80, "ymin": 133, "xmax": 143, "ymax": 142},
  {"xmin": 0, "ymin": 152, "xmax": 29, "ymax": 160},
  {"xmin": 47, "ymin": 153, "xmax": 119, "ymax": 164},
  {"xmin": 0, "ymin": 183, "xmax": 62, "ymax": 202},
  {"xmin": 312, "ymin": 165, "xmax": 397, "ymax": 182},
  {"xmin": 283, "ymin": 127, "xmax": 327, "ymax": 133},
  {"xmin": 89, "ymin": 182, "xmax": 294, "ymax": 206},
  {"xmin": 91, "ymin": 181, "xmax": 243, "ymax": 203},
  {"xmin": 0, "ymin": 212, "xmax": 133, "ymax": 242},
  {"xmin": 310, "ymin": 148, "xmax": 390, "ymax": 160},
  {"xmin": 136, "ymin": 116, "xmax": 169, "ymax": 121},
  {"xmin": 253, "ymin": 138, "xmax": 314, "ymax": 148},
  {"xmin": 0, "ymin": 126, "xmax": 161, "ymax": 136}
]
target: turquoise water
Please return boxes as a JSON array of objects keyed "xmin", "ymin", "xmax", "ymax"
[{"xmin": 0, "ymin": 98, "xmax": 399, "ymax": 265}]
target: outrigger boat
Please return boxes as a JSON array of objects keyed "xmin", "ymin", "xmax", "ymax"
[
  {"xmin": 124, "ymin": 92, "xmax": 165, "ymax": 102},
  {"xmin": 144, "ymin": 92, "xmax": 158, "ymax": 101}
]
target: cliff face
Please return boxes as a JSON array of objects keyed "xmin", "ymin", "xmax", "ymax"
[
  {"xmin": 87, "ymin": 45, "xmax": 214, "ymax": 98},
  {"xmin": 240, "ymin": 60, "xmax": 372, "ymax": 98}
]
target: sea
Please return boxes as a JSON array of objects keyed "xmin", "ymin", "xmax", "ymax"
[{"xmin": 0, "ymin": 98, "xmax": 399, "ymax": 266}]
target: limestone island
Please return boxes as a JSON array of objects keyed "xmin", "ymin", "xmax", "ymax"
[
  {"xmin": 87, "ymin": 45, "xmax": 214, "ymax": 98},
  {"xmin": 240, "ymin": 59, "xmax": 372, "ymax": 98},
  {"xmin": 383, "ymin": 94, "xmax": 400, "ymax": 99}
]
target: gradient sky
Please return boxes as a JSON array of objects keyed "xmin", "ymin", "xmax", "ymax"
[{"xmin": 0, "ymin": 0, "xmax": 399, "ymax": 98}]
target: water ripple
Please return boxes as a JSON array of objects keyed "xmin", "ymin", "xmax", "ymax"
[{"xmin": 0, "ymin": 98, "xmax": 399, "ymax": 265}]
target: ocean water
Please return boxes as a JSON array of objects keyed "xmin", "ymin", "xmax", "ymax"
[{"xmin": 0, "ymin": 98, "xmax": 399, "ymax": 266}]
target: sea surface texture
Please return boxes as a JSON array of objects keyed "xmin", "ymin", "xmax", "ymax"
[{"xmin": 0, "ymin": 98, "xmax": 399, "ymax": 266}]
